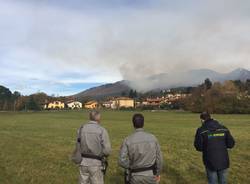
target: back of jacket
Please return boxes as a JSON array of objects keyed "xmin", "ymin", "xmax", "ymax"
[
  {"xmin": 194, "ymin": 119, "xmax": 235, "ymax": 171},
  {"xmin": 78, "ymin": 121, "xmax": 111, "ymax": 166},
  {"xmin": 119, "ymin": 128, "xmax": 163, "ymax": 176}
]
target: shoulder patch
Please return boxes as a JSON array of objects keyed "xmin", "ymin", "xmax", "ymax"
[{"xmin": 208, "ymin": 132, "xmax": 225, "ymax": 139}]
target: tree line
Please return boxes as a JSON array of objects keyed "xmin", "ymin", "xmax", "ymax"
[
  {"xmin": 1, "ymin": 78, "xmax": 250, "ymax": 113},
  {"xmin": 0, "ymin": 86, "xmax": 67, "ymax": 111},
  {"xmin": 183, "ymin": 79, "xmax": 250, "ymax": 114}
]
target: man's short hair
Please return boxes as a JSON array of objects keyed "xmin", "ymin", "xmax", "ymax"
[
  {"xmin": 132, "ymin": 113, "xmax": 144, "ymax": 128},
  {"xmin": 89, "ymin": 110, "xmax": 100, "ymax": 121},
  {"xmin": 200, "ymin": 112, "xmax": 211, "ymax": 121}
]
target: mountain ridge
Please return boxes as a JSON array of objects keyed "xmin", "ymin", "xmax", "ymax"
[{"xmin": 73, "ymin": 68, "xmax": 250, "ymax": 100}]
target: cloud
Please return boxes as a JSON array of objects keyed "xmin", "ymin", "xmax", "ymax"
[
  {"xmin": 0, "ymin": 0, "xmax": 123, "ymax": 94},
  {"xmin": 0, "ymin": 0, "xmax": 250, "ymax": 94}
]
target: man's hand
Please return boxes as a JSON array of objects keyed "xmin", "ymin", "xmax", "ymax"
[{"xmin": 155, "ymin": 175, "xmax": 161, "ymax": 182}]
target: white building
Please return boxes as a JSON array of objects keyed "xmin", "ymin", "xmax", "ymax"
[{"xmin": 67, "ymin": 101, "xmax": 82, "ymax": 109}]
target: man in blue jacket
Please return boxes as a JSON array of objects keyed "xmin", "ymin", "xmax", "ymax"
[{"xmin": 194, "ymin": 112, "xmax": 235, "ymax": 184}]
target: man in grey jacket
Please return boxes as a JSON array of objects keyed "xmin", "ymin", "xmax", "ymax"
[
  {"xmin": 118, "ymin": 113, "xmax": 163, "ymax": 184},
  {"xmin": 77, "ymin": 110, "xmax": 111, "ymax": 184}
]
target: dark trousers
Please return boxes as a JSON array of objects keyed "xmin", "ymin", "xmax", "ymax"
[{"xmin": 206, "ymin": 168, "xmax": 227, "ymax": 184}]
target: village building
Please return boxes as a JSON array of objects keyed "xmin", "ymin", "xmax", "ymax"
[
  {"xmin": 135, "ymin": 101, "xmax": 141, "ymax": 108},
  {"xmin": 67, "ymin": 101, "xmax": 82, "ymax": 109},
  {"xmin": 84, "ymin": 101, "xmax": 98, "ymax": 109},
  {"xmin": 143, "ymin": 98, "xmax": 164, "ymax": 107},
  {"xmin": 165, "ymin": 93, "xmax": 188, "ymax": 102},
  {"xmin": 141, "ymin": 94, "xmax": 189, "ymax": 107},
  {"xmin": 110, "ymin": 97, "xmax": 135, "ymax": 109},
  {"xmin": 44, "ymin": 101, "xmax": 65, "ymax": 109},
  {"xmin": 102, "ymin": 101, "xmax": 113, "ymax": 108}
]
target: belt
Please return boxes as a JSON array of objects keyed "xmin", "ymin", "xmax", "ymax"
[
  {"xmin": 130, "ymin": 165, "xmax": 155, "ymax": 173},
  {"xmin": 81, "ymin": 154, "xmax": 103, "ymax": 161}
]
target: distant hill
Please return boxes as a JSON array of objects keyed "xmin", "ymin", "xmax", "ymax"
[
  {"xmin": 225, "ymin": 68, "xmax": 250, "ymax": 81},
  {"xmin": 74, "ymin": 81, "xmax": 131, "ymax": 101},
  {"xmin": 74, "ymin": 68, "xmax": 250, "ymax": 99}
]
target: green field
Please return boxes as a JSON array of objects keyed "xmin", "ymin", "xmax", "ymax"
[{"xmin": 0, "ymin": 110, "xmax": 249, "ymax": 184}]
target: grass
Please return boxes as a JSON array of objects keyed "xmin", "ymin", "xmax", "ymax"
[{"xmin": 0, "ymin": 110, "xmax": 249, "ymax": 184}]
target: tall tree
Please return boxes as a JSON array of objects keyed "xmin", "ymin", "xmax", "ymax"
[
  {"xmin": 26, "ymin": 96, "xmax": 40, "ymax": 111},
  {"xmin": 0, "ymin": 86, "xmax": 12, "ymax": 110},
  {"xmin": 204, "ymin": 78, "xmax": 212, "ymax": 90},
  {"xmin": 12, "ymin": 91, "xmax": 21, "ymax": 111}
]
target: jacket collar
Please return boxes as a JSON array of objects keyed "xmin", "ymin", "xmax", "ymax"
[
  {"xmin": 88, "ymin": 121, "xmax": 99, "ymax": 125},
  {"xmin": 135, "ymin": 128, "xmax": 144, "ymax": 132}
]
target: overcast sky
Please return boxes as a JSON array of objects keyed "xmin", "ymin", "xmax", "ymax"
[{"xmin": 1, "ymin": 0, "xmax": 250, "ymax": 95}]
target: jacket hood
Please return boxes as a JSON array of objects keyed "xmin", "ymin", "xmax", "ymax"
[{"xmin": 204, "ymin": 119, "xmax": 221, "ymax": 131}]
